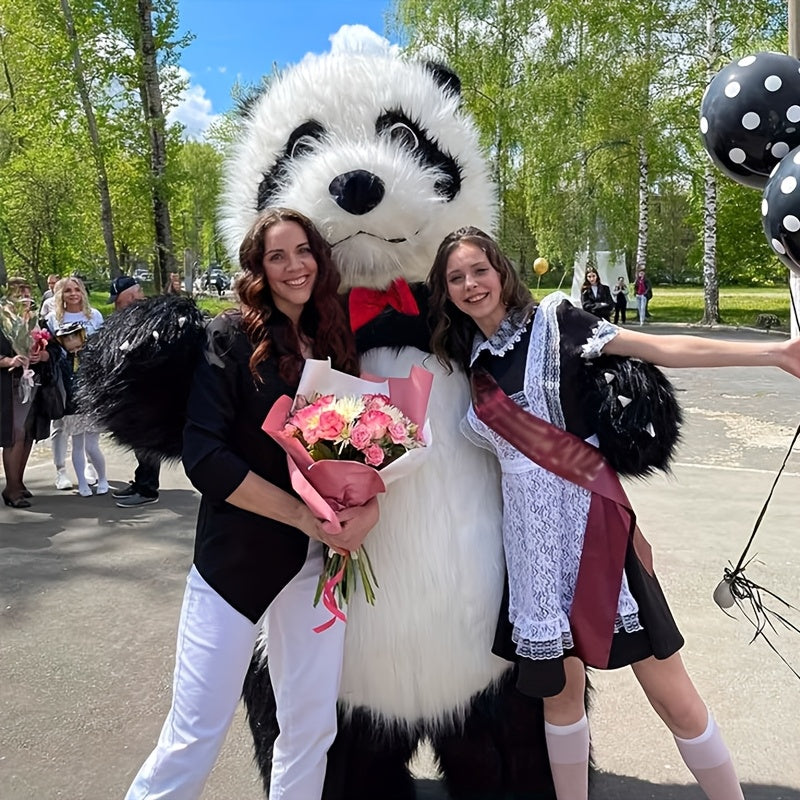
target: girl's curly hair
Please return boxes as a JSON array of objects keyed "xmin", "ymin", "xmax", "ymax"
[{"xmin": 236, "ymin": 207, "xmax": 358, "ymax": 386}]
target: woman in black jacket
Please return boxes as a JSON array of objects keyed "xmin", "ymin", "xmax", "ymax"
[
  {"xmin": 580, "ymin": 268, "xmax": 613, "ymax": 321},
  {"xmin": 125, "ymin": 208, "xmax": 379, "ymax": 800},
  {"xmin": 0, "ymin": 277, "xmax": 53, "ymax": 507}
]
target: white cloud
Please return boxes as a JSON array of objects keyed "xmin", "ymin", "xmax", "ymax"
[
  {"xmin": 167, "ymin": 67, "xmax": 220, "ymax": 141},
  {"xmin": 328, "ymin": 25, "xmax": 400, "ymax": 57}
]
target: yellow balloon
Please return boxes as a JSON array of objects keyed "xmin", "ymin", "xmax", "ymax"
[{"xmin": 533, "ymin": 257, "xmax": 549, "ymax": 275}]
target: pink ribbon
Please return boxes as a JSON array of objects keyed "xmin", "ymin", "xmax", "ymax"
[{"xmin": 313, "ymin": 561, "xmax": 348, "ymax": 633}]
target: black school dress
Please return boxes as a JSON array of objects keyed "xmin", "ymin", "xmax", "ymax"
[{"xmin": 464, "ymin": 295, "xmax": 683, "ymax": 698}]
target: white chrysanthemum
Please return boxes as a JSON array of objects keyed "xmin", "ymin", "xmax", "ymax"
[
  {"xmin": 383, "ymin": 404, "xmax": 407, "ymax": 425},
  {"xmin": 333, "ymin": 395, "xmax": 366, "ymax": 424}
]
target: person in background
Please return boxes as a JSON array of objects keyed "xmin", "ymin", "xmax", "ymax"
[
  {"xmin": 427, "ymin": 226, "xmax": 800, "ymax": 800},
  {"xmin": 1, "ymin": 278, "xmax": 53, "ymax": 508},
  {"xmin": 39, "ymin": 274, "xmax": 59, "ymax": 318},
  {"xmin": 164, "ymin": 271, "xmax": 185, "ymax": 296},
  {"xmin": 611, "ymin": 275, "xmax": 628, "ymax": 325},
  {"xmin": 213, "ymin": 270, "xmax": 225, "ymax": 297},
  {"xmin": 46, "ymin": 277, "xmax": 108, "ymax": 497},
  {"xmin": 579, "ymin": 268, "xmax": 613, "ymax": 321},
  {"xmin": 634, "ymin": 268, "xmax": 652, "ymax": 325},
  {"xmin": 107, "ymin": 275, "xmax": 161, "ymax": 509},
  {"xmin": 124, "ymin": 207, "xmax": 379, "ymax": 800}
]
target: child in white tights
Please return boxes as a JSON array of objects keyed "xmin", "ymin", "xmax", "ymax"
[{"xmin": 69, "ymin": 430, "xmax": 108, "ymax": 497}]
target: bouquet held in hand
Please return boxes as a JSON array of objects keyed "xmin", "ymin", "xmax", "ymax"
[
  {"xmin": 0, "ymin": 296, "xmax": 51, "ymax": 402},
  {"xmin": 263, "ymin": 359, "xmax": 432, "ymax": 631}
]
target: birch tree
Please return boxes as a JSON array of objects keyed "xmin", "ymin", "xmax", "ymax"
[
  {"xmin": 59, "ymin": 0, "xmax": 120, "ymax": 275},
  {"xmin": 133, "ymin": 0, "xmax": 178, "ymax": 289}
]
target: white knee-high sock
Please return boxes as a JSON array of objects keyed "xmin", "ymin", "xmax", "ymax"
[
  {"xmin": 674, "ymin": 712, "xmax": 744, "ymax": 800},
  {"xmin": 544, "ymin": 714, "xmax": 589, "ymax": 800}
]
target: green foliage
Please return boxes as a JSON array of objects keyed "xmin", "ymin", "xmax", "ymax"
[
  {"xmin": 0, "ymin": 0, "xmax": 190, "ymax": 288},
  {"xmin": 392, "ymin": 0, "xmax": 792, "ymax": 287}
]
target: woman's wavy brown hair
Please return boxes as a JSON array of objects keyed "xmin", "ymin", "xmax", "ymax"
[
  {"xmin": 427, "ymin": 226, "xmax": 534, "ymax": 373},
  {"xmin": 237, "ymin": 207, "xmax": 358, "ymax": 386}
]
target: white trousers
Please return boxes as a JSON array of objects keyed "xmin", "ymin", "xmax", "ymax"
[{"xmin": 124, "ymin": 540, "xmax": 345, "ymax": 800}]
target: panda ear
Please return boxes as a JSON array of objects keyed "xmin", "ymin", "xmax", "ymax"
[{"xmin": 424, "ymin": 62, "xmax": 462, "ymax": 97}]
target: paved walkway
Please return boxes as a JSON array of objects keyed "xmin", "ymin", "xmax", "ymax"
[{"xmin": 1, "ymin": 324, "xmax": 799, "ymax": 799}]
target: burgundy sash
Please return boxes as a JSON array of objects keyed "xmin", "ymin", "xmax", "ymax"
[{"xmin": 471, "ymin": 370, "xmax": 653, "ymax": 669}]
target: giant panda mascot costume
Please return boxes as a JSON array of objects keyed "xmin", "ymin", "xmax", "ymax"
[{"xmin": 218, "ymin": 32, "xmax": 557, "ymax": 800}]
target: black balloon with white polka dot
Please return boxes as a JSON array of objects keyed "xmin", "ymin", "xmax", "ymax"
[
  {"xmin": 700, "ymin": 52, "xmax": 800, "ymax": 190},
  {"xmin": 761, "ymin": 145, "xmax": 800, "ymax": 278}
]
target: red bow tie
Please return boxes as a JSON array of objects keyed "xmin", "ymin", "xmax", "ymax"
[{"xmin": 349, "ymin": 279, "xmax": 420, "ymax": 332}]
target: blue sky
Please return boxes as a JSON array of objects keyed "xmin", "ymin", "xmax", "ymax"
[{"xmin": 170, "ymin": 0, "xmax": 400, "ymax": 138}]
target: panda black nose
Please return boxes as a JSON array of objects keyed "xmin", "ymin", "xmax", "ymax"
[{"xmin": 329, "ymin": 170, "xmax": 385, "ymax": 215}]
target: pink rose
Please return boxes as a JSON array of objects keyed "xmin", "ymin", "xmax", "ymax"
[
  {"xmin": 350, "ymin": 423, "xmax": 372, "ymax": 451},
  {"xmin": 364, "ymin": 444, "xmax": 385, "ymax": 466},
  {"xmin": 359, "ymin": 409, "xmax": 392, "ymax": 439},
  {"xmin": 317, "ymin": 409, "xmax": 345, "ymax": 441},
  {"xmin": 387, "ymin": 421, "xmax": 408, "ymax": 445},
  {"xmin": 364, "ymin": 393, "xmax": 390, "ymax": 410}
]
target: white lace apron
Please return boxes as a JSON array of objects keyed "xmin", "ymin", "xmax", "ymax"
[{"xmin": 462, "ymin": 293, "xmax": 642, "ymax": 661}]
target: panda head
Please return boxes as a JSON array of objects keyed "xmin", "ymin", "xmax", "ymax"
[{"xmin": 218, "ymin": 51, "xmax": 497, "ymax": 289}]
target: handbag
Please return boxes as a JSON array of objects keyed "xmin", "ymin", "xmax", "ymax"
[{"xmin": 38, "ymin": 354, "xmax": 69, "ymax": 420}]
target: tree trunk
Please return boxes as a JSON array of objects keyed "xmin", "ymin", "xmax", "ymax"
[
  {"xmin": 700, "ymin": 0, "xmax": 720, "ymax": 325},
  {"xmin": 136, "ymin": 0, "xmax": 176, "ymax": 292},
  {"xmin": 634, "ymin": 137, "xmax": 649, "ymax": 275},
  {"xmin": 700, "ymin": 161, "xmax": 721, "ymax": 324},
  {"xmin": 59, "ymin": 0, "xmax": 120, "ymax": 276}
]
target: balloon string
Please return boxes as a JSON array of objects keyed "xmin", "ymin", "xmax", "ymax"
[
  {"xmin": 729, "ymin": 423, "xmax": 800, "ymax": 578},
  {"xmin": 791, "ymin": 281, "xmax": 800, "ymax": 331}
]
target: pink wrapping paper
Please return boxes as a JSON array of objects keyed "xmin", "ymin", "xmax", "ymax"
[{"xmin": 262, "ymin": 360, "xmax": 433, "ymax": 533}]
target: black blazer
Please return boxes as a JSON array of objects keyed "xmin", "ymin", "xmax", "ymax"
[
  {"xmin": 182, "ymin": 311, "xmax": 310, "ymax": 623},
  {"xmin": 580, "ymin": 284, "xmax": 614, "ymax": 320}
]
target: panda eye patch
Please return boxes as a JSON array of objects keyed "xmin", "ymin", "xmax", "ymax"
[
  {"xmin": 385, "ymin": 122, "xmax": 419, "ymax": 151},
  {"xmin": 290, "ymin": 134, "xmax": 318, "ymax": 159},
  {"xmin": 286, "ymin": 121, "xmax": 326, "ymax": 159},
  {"xmin": 376, "ymin": 110, "xmax": 462, "ymax": 201}
]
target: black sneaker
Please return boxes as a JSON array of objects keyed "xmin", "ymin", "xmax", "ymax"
[
  {"xmin": 112, "ymin": 483, "xmax": 137, "ymax": 499},
  {"xmin": 115, "ymin": 492, "xmax": 158, "ymax": 508}
]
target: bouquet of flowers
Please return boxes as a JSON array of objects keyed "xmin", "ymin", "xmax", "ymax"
[
  {"xmin": 263, "ymin": 359, "xmax": 433, "ymax": 631},
  {"xmin": 0, "ymin": 296, "xmax": 50, "ymax": 402}
]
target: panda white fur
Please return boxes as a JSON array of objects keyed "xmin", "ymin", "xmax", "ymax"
[{"xmin": 220, "ymin": 48, "xmax": 555, "ymax": 799}]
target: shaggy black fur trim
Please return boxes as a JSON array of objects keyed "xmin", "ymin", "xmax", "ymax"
[
  {"xmin": 584, "ymin": 355, "xmax": 683, "ymax": 477},
  {"xmin": 75, "ymin": 294, "xmax": 207, "ymax": 461}
]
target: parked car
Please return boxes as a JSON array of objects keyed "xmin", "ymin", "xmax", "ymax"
[{"xmin": 133, "ymin": 269, "xmax": 153, "ymax": 282}]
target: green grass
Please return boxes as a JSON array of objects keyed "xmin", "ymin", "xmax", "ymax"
[
  {"xmin": 89, "ymin": 285, "xmax": 794, "ymax": 331},
  {"xmin": 532, "ymin": 286, "xmax": 793, "ymax": 331},
  {"xmin": 88, "ymin": 292, "xmax": 235, "ymax": 320}
]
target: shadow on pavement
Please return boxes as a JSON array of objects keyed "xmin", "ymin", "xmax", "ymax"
[{"xmin": 414, "ymin": 776, "xmax": 800, "ymax": 799}]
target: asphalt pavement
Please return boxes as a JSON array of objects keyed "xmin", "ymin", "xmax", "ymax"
[{"xmin": 1, "ymin": 322, "xmax": 799, "ymax": 800}]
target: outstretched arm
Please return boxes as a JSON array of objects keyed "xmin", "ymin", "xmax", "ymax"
[{"xmin": 603, "ymin": 327, "xmax": 800, "ymax": 379}]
